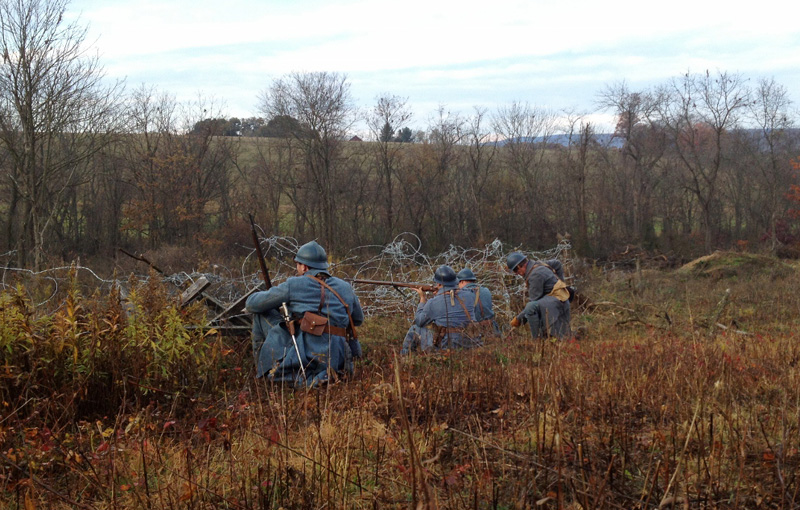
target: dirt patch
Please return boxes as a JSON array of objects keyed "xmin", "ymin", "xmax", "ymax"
[{"xmin": 677, "ymin": 250, "xmax": 795, "ymax": 279}]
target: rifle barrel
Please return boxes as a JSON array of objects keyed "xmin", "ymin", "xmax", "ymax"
[
  {"xmin": 249, "ymin": 214, "xmax": 272, "ymax": 289},
  {"xmin": 350, "ymin": 279, "xmax": 437, "ymax": 292}
]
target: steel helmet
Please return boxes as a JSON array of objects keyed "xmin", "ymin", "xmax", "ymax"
[
  {"xmin": 294, "ymin": 241, "xmax": 329, "ymax": 269},
  {"xmin": 506, "ymin": 252, "xmax": 527, "ymax": 272},
  {"xmin": 433, "ymin": 265, "xmax": 457, "ymax": 287},
  {"xmin": 456, "ymin": 268, "xmax": 477, "ymax": 282}
]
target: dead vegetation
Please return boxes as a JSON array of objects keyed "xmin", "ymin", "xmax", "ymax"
[{"xmin": 1, "ymin": 252, "xmax": 800, "ymax": 509}]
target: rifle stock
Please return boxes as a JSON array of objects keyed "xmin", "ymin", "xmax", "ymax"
[
  {"xmin": 249, "ymin": 214, "xmax": 272, "ymax": 289},
  {"xmin": 350, "ymin": 279, "xmax": 437, "ymax": 292}
]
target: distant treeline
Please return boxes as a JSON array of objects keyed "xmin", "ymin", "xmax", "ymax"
[{"xmin": 2, "ymin": 0, "xmax": 799, "ymax": 270}]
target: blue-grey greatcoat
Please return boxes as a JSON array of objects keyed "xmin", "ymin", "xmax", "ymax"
[
  {"xmin": 401, "ymin": 286, "xmax": 480, "ymax": 354},
  {"xmin": 462, "ymin": 282, "xmax": 501, "ymax": 336},
  {"xmin": 516, "ymin": 259, "xmax": 571, "ymax": 338},
  {"xmin": 246, "ymin": 270, "xmax": 363, "ymax": 386}
]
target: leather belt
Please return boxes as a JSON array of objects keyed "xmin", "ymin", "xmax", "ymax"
[
  {"xmin": 323, "ymin": 324, "xmax": 349, "ymax": 337},
  {"xmin": 287, "ymin": 320, "xmax": 348, "ymax": 338}
]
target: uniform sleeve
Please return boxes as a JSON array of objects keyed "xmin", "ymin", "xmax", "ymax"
[
  {"xmin": 413, "ymin": 301, "xmax": 433, "ymax": 327},
  {"xmin": 526, "ymin": 271, "xmax": 546, "ymax": 302},
  {"xmin": 245, "ymin": 281, "xmax": 290, "ymax": 314},
  {"xmin": 481, "ymin": 287, "xmax": 496, "ymax": 319},
  {"xmin": 518, "ymin": 300, "xmax": 541, "ymax": 325},
  {"xmin": 349, "ymin": 291, "xmax": 365, "ymax": 326},
  {"xmin": 545, "ymin": 259, "xmax": 565, "ymax": 280}
]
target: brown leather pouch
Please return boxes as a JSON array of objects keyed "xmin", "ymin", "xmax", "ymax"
[{"xmin": 300, "ymin": 311, "xmax": 328, "ymax": 336}]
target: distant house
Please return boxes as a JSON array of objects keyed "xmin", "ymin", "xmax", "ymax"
[{"xmin": 349, "ymin": 135, "xmax": 363, "ymax": 142}]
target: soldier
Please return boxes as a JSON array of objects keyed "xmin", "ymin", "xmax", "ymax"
[
  {"xmin": 246, "ymin": 241, "xmax": 363, "ymax": 387},
  {"xmin": 507, "ymin": 252, "xmax": 572, "ymax": 339},
  {"xmin": 401, "ymin": 265, "xmax": 480, "ymax": 354},
  {"xmin": 456, "ymin": 267, "xmax": 501, "ymax": 337}
]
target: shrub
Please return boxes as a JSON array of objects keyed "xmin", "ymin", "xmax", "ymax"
[{"xmin": 0, "ymin": 271, "xmax": 225, "ymax": 424}]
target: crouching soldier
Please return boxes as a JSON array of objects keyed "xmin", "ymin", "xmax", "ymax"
[
  {"xmin": 457, "ymin": 267, "xmax": 501, "ymax": 338},
  {"xmin": 506, "ymin": 252, "xmax": 572, "ymax": 339},
  {"xmin": 246, "ymin": 241, "xmax": 363, "ymax": 387},
  {"xmin": 401, "ymin": 265, "xmax": 481, "ymax": 354}
]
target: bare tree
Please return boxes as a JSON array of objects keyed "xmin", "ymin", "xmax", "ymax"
[
  {"xmin": 745, "ymin": 78, "xmax": 796, "ymax": 249},
  {"xmin": 79, "ymin": 143, "xmax": 130, "ymax": 256},
  {"xmin": 0, "ymin": 0, "xmax": 124, "ymax": 268},
  {"xmin": 258, "ymin": 71, "xmax": 355, "ymax": 253},
  {"xmin": 425, "ymin": 106, "xmax": 465, "ymax": 248},
  {"xmin": 366, "ymin": 94, "xmax": 412, "ymax": 240},
  {"xmin": 175, "ymin": 96, "xmax": 238, "ymax": 250},
  {"xmin": 659, "ymin": 70, "xmax": 750, "ymax": 252},
  {"xmin": 461, "ymin": 107, "xmax": 498, "ymax": 244},
  {"xmin": 236, "ymin": 137, "xmax": 295, "ymax": 238},
  {"xmin": 597, "ymin": 82, "xmax": 668, "ymax": 246},
  {"xmin": 492, "ymin": 102, "xmax": 557, "ymax": 239},
  {"xmin": 393, "ymin": 106, "xmax": 464, "ymax": 250},
  {"xmin": 118, "ymin": 85, "xmax": 180, "ymax": 248},
  {"xmin": 118, "ymin": 88, "xmax": 237, "ymax": 251},
  {"xmin": 557, "ymin": 113, "xmax": 595, "ymax": 254}
]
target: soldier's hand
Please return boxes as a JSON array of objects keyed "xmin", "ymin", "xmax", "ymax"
[
  {"xmin": 414, "ymin": 287, "xmax": 427, "ymax": 303},
  {"xmin": 510, "ymin": 317, "xmax": 521, "ymax": 328}
]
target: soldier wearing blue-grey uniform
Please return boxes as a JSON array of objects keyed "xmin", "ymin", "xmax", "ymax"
[
  {"xmin": 401, "ymin": 265, "xmax": 480, "ymax": 354},
  {"xmin": 456, "ymin": 268, "xmax": 501, "ymax": 337},
  {"xmin": 507, "ymin": 252, "xmax": 572, "ymax": 338},
  {"xmin": 246, "ymin": 241, "xmax": 364, "ymax": 386}
]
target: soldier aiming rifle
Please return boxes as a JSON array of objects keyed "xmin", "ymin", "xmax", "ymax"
[{"xmin": 400, "ymin": 265, "xmax": 481, "ymax": 354}]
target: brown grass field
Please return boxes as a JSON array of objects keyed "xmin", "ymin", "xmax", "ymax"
[{"xmin": 1, "ymin": 251, "xmax": 800, "ymax": 509}]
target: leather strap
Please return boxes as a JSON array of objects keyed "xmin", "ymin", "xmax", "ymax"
[
  {"xmin": 432, "ymin": 324, "xmax": 465, "ymax": 343},
  {"xmin": 439, "ymin": 326, "xmax": 465, "ymax": 334},
  {"xmin": 288, "ymin": 319, "xmax": 348, "ymax": 338},
  {"xmin": 323, "ymin": 324, "xmax": 348, "ymax": 337},
  {"xmin": 305, "ymin": 274, "xmax": 359, "ymax": 339},
  {"xmin": 472, "ymin": 285, "xmax": 485, "ymax": 316}
]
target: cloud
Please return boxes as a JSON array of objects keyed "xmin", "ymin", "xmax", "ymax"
[{"xmin": 68, "ymin": 0, "xmax": 800, "ymax": 127}]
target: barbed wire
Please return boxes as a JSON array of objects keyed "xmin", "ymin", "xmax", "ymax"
[
  {"xmin": 359, "ymin": 233, "xmax": 573, "ymax": 317},
  {"xmin": 0, "ymin": 234, "xmax": 574, "ymax": 318},
  {"xmin": 1, "ymin": 263, "xmax": 118, "ymax": 308}
]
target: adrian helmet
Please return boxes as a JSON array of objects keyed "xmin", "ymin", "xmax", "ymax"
[
  {"xmin": 294, "ymin": 241, "xmax": 329, "ymax": 269},
  {"xmin": 433, "ymin": 265, "xmax": 457, "ymax": 287},
  {"xmin": 456, "ymin": 268, "xmax": 477, "ymax": 282},
  {"xmin": 506, "ymin": 252, "xmax": 527, "ymax": 272}
]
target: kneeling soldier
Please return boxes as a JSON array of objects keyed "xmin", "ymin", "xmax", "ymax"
[
  {"xmin": 457, "ymin": 267, "xmax": 501, "ymax": 338},
  {"xmin": 246, "ymin": 241, "xmax": 363, "ymax": 386},
  {"xmin": 506, "ymin": 252, "xmax": 572, "ymax": 339},
  {"xmin": 401, "ymin": 265, "xmax": 481, "ymax": 354}
]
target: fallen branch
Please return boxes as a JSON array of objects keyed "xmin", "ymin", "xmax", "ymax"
[
  {"xmin": 583, "ymin": 301, "xmax": 636, "ymax": 313},
  {"xmin": 715, "ymin": 322, "xmax": 752, "ymax": 336},
  {"xmin": 706, "ymin": 288, "xmax": 731, "ymax": 337}
]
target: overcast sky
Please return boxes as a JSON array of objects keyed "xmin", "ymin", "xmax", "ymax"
[{"xmin": 67, "ymin": 0, "xmax": 800, "ymax": 133}]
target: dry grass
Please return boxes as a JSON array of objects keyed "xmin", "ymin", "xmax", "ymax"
[{"xmin": 2, "ymin": 252, "xmax": 800, "ymax": 509}]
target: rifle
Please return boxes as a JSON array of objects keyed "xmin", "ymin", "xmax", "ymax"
[
  {"xmin": 249, "ymin": 213, "xmax": 272, "ymax": 289},
  {"xmin": 350, "ymin": 279, "xmax": 438, "ymax": 292}
]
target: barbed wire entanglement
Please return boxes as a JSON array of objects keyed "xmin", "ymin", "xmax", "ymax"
[
  {"xmin": 1, "ymin": 263, "xmax": 119, "ymax": 309},
  {"xmin": 0, "ymin": 233, "xmax": 575, "ymax": 320},
  {"xmin": 334, "ymin": 233, "xmax": 574, "ymax": 318}
]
